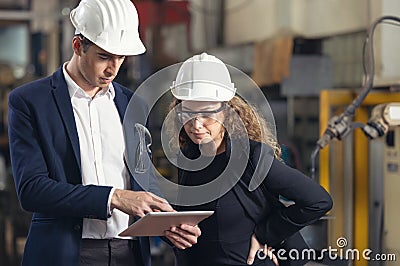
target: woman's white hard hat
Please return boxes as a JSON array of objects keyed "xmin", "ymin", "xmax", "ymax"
[
  {"xmin": 171, "ymin": 53, "xmax": 236, "ymax": 102},
  {"xmin": 70, "ymin": 0, "xmax": 146, "ymax": 56}
]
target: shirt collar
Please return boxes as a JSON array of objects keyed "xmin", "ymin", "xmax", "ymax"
[{"xmin": 62, "ymin": 62, "xmax": 115, "ymax": 100}]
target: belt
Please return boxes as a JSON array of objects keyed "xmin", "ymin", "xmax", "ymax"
[{"xmin": 81, "ymin": 238, "xmax": 138, "ymax": 249}]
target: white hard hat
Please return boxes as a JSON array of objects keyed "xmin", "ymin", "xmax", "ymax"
[
  {"xmin": 171, "ymin": 53, "xmax": 236, "ymax": 102},
  {"xmin": 70, "ymin": 0, "xmax": 146, "ymax": 56}
]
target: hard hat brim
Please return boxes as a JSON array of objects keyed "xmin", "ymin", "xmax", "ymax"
[{"xmin": 171, "ymin": 82, "xmax": 235, "ymax": 102}]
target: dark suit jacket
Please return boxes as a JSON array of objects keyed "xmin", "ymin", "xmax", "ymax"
[
  {"xmin": 8, "ymin": 66, "xmax": 157, "ymax": 266},
  {"xmin": 176, "ymin": 139, "xmax": 332, "ymax": 266}
]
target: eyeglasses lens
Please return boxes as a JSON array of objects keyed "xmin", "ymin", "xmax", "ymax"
[{"xmin": 179, "ymin": 113, "xmax": 219, "ymax": 125}]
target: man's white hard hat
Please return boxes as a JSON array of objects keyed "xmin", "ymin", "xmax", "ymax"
[
  {"xmin": 70, "ymin": 0, "xmax": 146, "ymax": 56},
  {"xmin": 171, "ymin": 53, "xmax": 236, "ymax": 102}
]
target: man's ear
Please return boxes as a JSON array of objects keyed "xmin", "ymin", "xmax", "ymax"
[{"xmin": 72, "ymin": 37, "xmax": 82, "ymax": 55}]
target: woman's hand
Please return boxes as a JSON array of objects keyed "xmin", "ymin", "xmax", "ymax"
[
  {"xmin": 247, "ymin": 234, "xmax": 278, "ymax": 265},
  {"xmin": 164, "ymin": 224, "xmax": 201, "ymax": 249}
]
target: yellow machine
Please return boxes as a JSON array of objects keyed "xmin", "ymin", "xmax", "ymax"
[
  {"xmin": 381, "ymin": 127, "xmax": 400, "ymax": 265},
  {"xmin": 314, "ymin": 15, "xmax": 400, "ymax": 266},
  {"xmin": 318, "ymin": 90, "xmax": 400, "ymax": 266}
]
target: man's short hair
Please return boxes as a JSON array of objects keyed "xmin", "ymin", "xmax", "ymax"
[{"xmin": 75, "ymin": 34, "xmax": 93, "ymax": 53}]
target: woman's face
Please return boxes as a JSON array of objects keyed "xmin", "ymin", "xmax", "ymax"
[{"xmin": 180, "ymin": 101, "xmax": 226, "ymax": 153}]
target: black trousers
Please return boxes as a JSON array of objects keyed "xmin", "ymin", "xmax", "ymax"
[{"xmin": 79, "ymin": 238, "xmax": 143, "ymax": 266}]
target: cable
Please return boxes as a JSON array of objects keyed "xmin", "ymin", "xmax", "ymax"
[
  {"xmin": 361, "ymin": 20, "xmax": 400, "ymax": 87},
  {"xmin": 310, "ymin": 146, "xmax": 319, "ymax": 180},
  {"xmin": 344, "ymin": 16, "xmax": 400, "ymax": 117},
  {"xmin": 317, "ymin": 16, "xmax": 400, "ymax": 148},
  {"xmin": 362, "ymin": 35, "xmax": 368, "ymax": 87},
  {"xmin": 311, "ymin": 16, "xmax": 400, "ymax": 179}
]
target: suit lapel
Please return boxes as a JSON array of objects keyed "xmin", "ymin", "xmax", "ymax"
[
  {"xmin": 113, "ymin": 84, "xmax": 129, "ymax": 122},
  {"xmin": 50, "ymin": 75, "xmax": 130, "ymax": 173},
  {"xmin": 51, "ymin": 68, "xmax": 81, "ymax": 171}
]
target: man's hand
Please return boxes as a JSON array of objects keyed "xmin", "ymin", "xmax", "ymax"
[
  {"xmin": 110, "ymin": 189, "xmax": 174, "ymax": 217},
  {"xmin": 164, "ymin": 224, "xmax": 201, "ymax": 249},
  {"xmin": 247, "ymin": 234, "xmax": 278, "ymax": 265}
]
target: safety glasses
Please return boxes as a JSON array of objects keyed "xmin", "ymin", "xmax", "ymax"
[{"xmin": 176, "ymin": 102, "xmax": 226, "ymax": 126}]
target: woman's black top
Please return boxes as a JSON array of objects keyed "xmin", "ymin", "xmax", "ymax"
[{"xmin": 174, "ymin": 140, "xmax": 333, "ymax": 266}]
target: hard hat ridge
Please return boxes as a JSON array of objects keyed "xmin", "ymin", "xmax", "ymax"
[
  {"xmin": 70, "ymin": 0, "xmax": 146, "ymax": 56},
  {"xmin": 171, "ymin": 53, "xmax": 236, "ymax": 102}
]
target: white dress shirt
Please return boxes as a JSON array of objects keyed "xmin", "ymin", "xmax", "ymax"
[{"xmin": 63, "ymin": 63, "xmax": 131, "ymax": 239}]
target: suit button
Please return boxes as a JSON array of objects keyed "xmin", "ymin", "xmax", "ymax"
[{"xmin": 73, "ymin": 224, "xmax": 81, "ymax": 231}]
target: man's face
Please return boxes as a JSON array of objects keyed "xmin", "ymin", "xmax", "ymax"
[{"xmin": 77, "ymin": 41, "xmax": 126, "ymax": 90}]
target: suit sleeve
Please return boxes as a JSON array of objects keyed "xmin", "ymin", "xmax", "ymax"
[
  {"xmin": 254, "ymin": 158, "xmax": 333, "ymax": 247},
  {"xmin": 8, "ymin": 91, "xmax": 111, "ymax": 220}
]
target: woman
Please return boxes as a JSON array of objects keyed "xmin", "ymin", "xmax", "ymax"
[{"xmin": 164, "ymin": 53, "xmax": 333, "ymax": 266}]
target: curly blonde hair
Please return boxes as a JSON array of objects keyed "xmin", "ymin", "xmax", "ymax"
[{"xmin": 165, "ymin": 96, "xmax": 281, "ymax": 158}]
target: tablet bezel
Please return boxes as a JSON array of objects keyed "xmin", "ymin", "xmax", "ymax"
[{"xmin": 118, "ymin": 211, "xmax": 214, "ymax": 237}]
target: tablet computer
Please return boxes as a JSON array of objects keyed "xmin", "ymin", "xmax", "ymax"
[{"xmin": 119, "ymin": 211, "xmax": 214, "ymax": 237}]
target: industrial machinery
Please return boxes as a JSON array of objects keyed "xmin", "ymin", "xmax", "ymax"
[{"xmin": 312, "ymin": 16, "xmax": 400, "ymax": 266}]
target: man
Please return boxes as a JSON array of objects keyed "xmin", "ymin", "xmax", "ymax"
[{"xmin": 8, "ymin": 0, "xmax": 200, "ymax": 265}]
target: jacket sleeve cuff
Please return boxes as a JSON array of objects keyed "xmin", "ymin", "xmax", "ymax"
[
  {"xmin": 107, "ymin": 187, "xmax": 117, "ymax": 218},
  {"xmin": 254, "ymin": 209, "xmax": 310, "ymax": 248}
]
